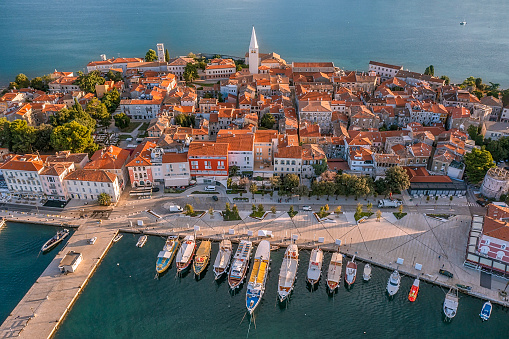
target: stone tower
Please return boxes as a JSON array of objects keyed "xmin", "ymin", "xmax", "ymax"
[
  {"xmin": 249, "ymin": 26, "xmax": 259, "ymax": 74},
  {"xmin": 156, "ymin": 43, "xmax": 165, "ymax": 62}
]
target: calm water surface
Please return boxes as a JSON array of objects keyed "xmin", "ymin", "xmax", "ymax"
[
  {"xmin": 0, "ymin": 222, "xmax": 72, "ymax": 323},
  {"xmin": 0, "ymin": 0, "xmax": 508, "ymax": 86},
  {"xmin": 55, "ymin": 234, "xmax": 509, "ymax": 338}
]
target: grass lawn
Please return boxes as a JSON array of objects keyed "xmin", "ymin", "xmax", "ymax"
[
  {"xmin": 250, "ymin": 211, "xmax": 265, "ymax": 218},
  {"xmin": 354, "ymin": 211, "xmax": 373, "ymax": 221},
  {"xmin": 119, "ymin": 122, "xmax": 141, "ymax": 133},
  {"xmin": 393, "ymin": 212, "xmax": 407, "ymax": 220},
  {"xmin": 184, "ymin": 211, "xmax": 204, "ymax": 217},
  {"xmin": 139, "ymin": 122, "xmax": 150, "ymax": 131},
  {"xmin": 118, "ymin": 134, "xmax": 132, "ymax": 140},
  {"xmin": 288, "ymin": 211, "xmax": 298, "ymax": 218}
]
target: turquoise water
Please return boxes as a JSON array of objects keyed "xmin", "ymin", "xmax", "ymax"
[
  {"xmin": 0, "ymin": 222, "xmax": 72, "ymax": 323},
  {"xmin": 0, "ymin": 0, "xmax": 508, "ymax": 86},
  {"xmin": 55, "ymin": 234, "xmax": 509, "ymax": 338}
]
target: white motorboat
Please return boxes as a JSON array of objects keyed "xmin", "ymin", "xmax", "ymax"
[
  {"xmin": 345, "ymin": 255, "xmax": 357, "ymax": 287},
  {"xmin": 480, "ymin": 301, "xmax": 492, "ymax": 321},
  {"xmin": 246, "ymin": 240, "xmax": 271, "ymax": 314},
  {"xmin": 387, "ymin": 270, "xmax": 401, "ymax": 296},
  {"xmin": 112, "ymin": 234, "xmax": 123, "ymax": 242},
  {"xmin": 460, "ymin": 21, "xmax": 467, "ymax": 25},
  {"xmin": 88, "ymin": 237, "xmax": 97, "ymax": 245},
  {"xmin": 228, "ymin": 240, "xmax": 253, "ymax": 289},
  {"xmin": 307, "ymin": 248, "xmax": 323, "ymax": 286},
  {"xmin": 443, "ymin": 287, "xmax": 459, "ymax": 320},
  {"xmin": 136, "ymin": 235, "xmax": 147, "ymax": 248},
  {"xmin": 213, "ymin": 239, "xmax": 232, "ymax": 280},
  {"xmin": 363, "ymin": 263, "xmax": 372, "ymax": 281},
  {"xmin": 277, "ymin": 243, "xmax": 299, "ymax": 302},
  {"xmin": 41, "ymin": 229, "xmax": 69, "ymax": 252},
  {"xmin": 175, "ymin": 235, "xmax": 196, "ymax": 273},
  {"xmin": 326, "ymin": 252, "xmax": 342, "ymax": 292}
]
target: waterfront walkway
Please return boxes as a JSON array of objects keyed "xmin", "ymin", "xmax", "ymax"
[{"xmin": 0, "ymin": 214, "xmax": 116, "ymax": 339}]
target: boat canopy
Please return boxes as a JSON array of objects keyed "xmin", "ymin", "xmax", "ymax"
[{"xmin": 158, "ymin": 251, "xmax": 172, "ymax": 258}]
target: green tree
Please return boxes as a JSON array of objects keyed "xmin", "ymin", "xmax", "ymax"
[
  {"xmin": 424, "ymin": 65, "xmax": 434, "ymax": 76},
  {"xmin": 30, "ymin": 75, "xmax": 52, "ymax": 92},
  {"xmin": 102, "ymin": 88, "xmax": 121, "ymax": 114},
  {"xmin": 462, "ymin": 76, "xmax": 476, "ymax": 88},
  {"xmin": 50, "ymin": 121, "xmax": 97, "ymax": 153},
  {"xmin": 367, "ymin": 202, "xmax": 373, "ymax": 213},
  {"xmin": 114, "ymin": 112, "xmax": 130, "ymax": 129},
  {"xmin": 501, "ymin": 89, "xmax": 509, "ymax": 107},
  {"xmin": 184, "ymin": 203, "xmax": 195, "ymax": 216},
  {"xmin": 33, "ymin": 124, "xmax": 54, "ymax": 152},
  {"xmin": 257, "ymin": 204, "xmax": 264, "ymax": 213},
  {"xmin": 165, "ymin": 49, "xmax": 170, "ymax": 62},
  {"xmin": 288, "ymin": 205, "xmax": 296, "ymax": 218},
  {"xmin": 486, "ymin": 137, "xmax": 509, "ymax": 162},
  {"xmin": 296, "ymin": 185, "xmax": 309, "ymax": 200},
  {"xmin": 467, "ymin": 124, "xmax": 484, "ymax": 146},
  {"xmin": 440, "ymin": 75, "xmax": 450, "ymax": 85},
  {"xmin": 14, "ymin": 73, "xmax": 30, "ymax": 88},
  {"xmin": 252, "ymin": 203, "xmax": 257, "ymax": 212},
  {"xmin": 464, "ymin": 148, "xmax": 496, "ymax": 183},
  {"xmin": 356, "ymin": 203, "xmax": 363, "ymax": 215},
  {"xmin": 475, "ymin": 77, "xmax": 483, "ymax": 89},
  {"xmin": 208, "ymin": 207, "xmax": 214, "ymax": 217},
  {"xmin": 281, "ymin": 174, "xmax": 300, "ymax": 195},
  {"xmin": 98, "ymin": 193, "xmax": 112, "ymax": 206},
  {"xmin": 75, "ymin": 71, "xmax": 105, "ymax": 93},
  {"xmin": 384, "ymin": 166, "xmax": 410, "ymax": 194},
  {"xmin": 398, "ymin": 204, "xmax": 404, "ymax": 214},
  {"xmin": 260, "ymin": 113, "xmax": 275, "ymax": 129},
  {"xmin": 375, "ymin": 177, "xmax": 390, "ymax": 196},
  {"xmin": 187, "ymin": 52, "xmax": 196, "ymax": 59},
  {"xmin": 9, "ymin": 120, "xmax": 36, "ymax": 153},
  {"xmin": 105, "ymin": 70, "xmax": 123, "ymax": 82},
  {"xmin": 183, "ymin": 63, "xmax": 199, "ymax": 83},
  {"xmin": 249, "ymin": 182, "xmax": 258, "ymax": 198},
  {"xmin": 312, "ymin": 159, "xmax": 328, "ymax": 177},
  {"xmin": 145, "ymin": 49, "xmax": 157, "ymax": 62},
  {"xmin": 174, "ymin": 113, "xmax": 195, "ymax": 127},
  {"xmin": 229, "ymin": 165, "xmax": 240, "ymax": 177},
  {"xmin": 376, "ymin": 209, "xmax": 382, "ymax": 222},
  {"xmin": 86, "ymin": 98, "xmax": 110, "ymax": 126},
  {"xmin": 236, "ymin": 64, "xmax": 243, "ymax": 72},
  {"xmin": 270, "ymin": 206, "xmax": 276, "ymax": 214},
  {"xmin": 269, "ymin": 175, "xmax": 280, "ymax": 191}
]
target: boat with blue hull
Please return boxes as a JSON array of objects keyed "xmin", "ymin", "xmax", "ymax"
[
  {"xmin": 480, "ymin": 301, "xmax": 492, "ymax": 321},
  {"xmin": 155, "ymin": 236, "xmax": 180, "ymax": 274},
  {"xmin": 246, "ymin": 240, "xmax": 271, "ymax": 314}
]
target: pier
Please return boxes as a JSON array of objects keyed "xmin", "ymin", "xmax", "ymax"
[{"xmin": 0, "ymin": 215, "xmax": 117, "ymax": 339}]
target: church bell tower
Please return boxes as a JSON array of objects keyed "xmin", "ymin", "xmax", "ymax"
[{"xmin": 249, "ymin": 26, "xmax": 259, "ymax": 74}]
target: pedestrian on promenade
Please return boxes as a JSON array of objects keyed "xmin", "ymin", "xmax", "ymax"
[{"xmin": 438, "ymin": 255, "xmax": 441, "ymax": 259}]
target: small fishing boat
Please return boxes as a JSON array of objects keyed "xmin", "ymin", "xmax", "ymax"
[
  {"xmin": 326, "ymin": 252, "xmax": 342, "ymax": 292},
  {"xmin": 363, "ymin": 263, "xmax": 372, "ymax": 281},
  {"xmin": 480, "ymin": 301, "xmax": 492, "ymax": 321},
  {"xmin": 41, "ymin": 229, "xmax": 69, "ymax": 252},
  {"xmin": 246, "ymin": 240, "xmax": 271, "ymax": 314},
  {"xmin": 228, "ymin": 240, "xmax": 253, "ymax": 289},
  {"xmin": 387, "ymin": 270, "xmax": 401, "ymax": 296},
  {"xmin": 213, "ymin": 239, "xmax": 232, "ymax": 280},
  {"xmin": 460, "ymin": 21, "xmax": 467, "ymax": 25},
  {"xmin": 155, "ymin": 236, "xmax": 180, "ymax": 274},
  {"xmin": 439, "ymin": 269, "xmax": 453, "ymax": 278},
  {"xmin": 88, "ymin": 237, "xmax": 97, "ymax": 245},
  {"xmin": 345, "ymin": 255, "xmax": 357, "ymax": 287},
  {"xmin": 136, "ymin": 235, "xmax": 147, "ymax": 248},
  {"xmin": 408, "ymin": 278, "xmax": 420, "ymax": 302},
  {"xmin": 277, "ymin": 243, "xmax": 299, "ymax": 302},
  {"xmin": 307, "ymin": 248, "xmax": 323, "ymax": 286},
  {"xmin": 443, "ymin": 287, "xmax": 459, "ymax": 321},
  {"xmin": 175, "ymin": 235, "xmax": 196, "ymax": 273},
  {"xmin": 193, "ymin": 240, "xmax": 212, "ymax": 276},
  {"xmin": 112, "ymin": 234, "xmax": 123, "ymax": 242}
]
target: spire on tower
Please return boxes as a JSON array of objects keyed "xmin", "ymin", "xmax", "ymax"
[{"xmin": 250, "ymin": 26, "xmax": 258, "ymax": 50}]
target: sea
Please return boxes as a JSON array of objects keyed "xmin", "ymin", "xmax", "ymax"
[
  {"xmin": 1, "ymin": 0, "xmax": 509, "ymax": 87},
  {"xmin": 0, "ymin": 221, "xmax": 72, "ymax": 324},
  {"xmin": 53, "ymin": 234, "xmax": 509, "ymax": 338}
]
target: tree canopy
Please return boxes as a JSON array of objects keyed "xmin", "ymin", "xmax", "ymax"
[
  {"xmin": 260, "ymin": 113, "xmax": 275, "ymax": 129},
  {"xmin": 101, "ymin": 88, "xmax": 121, "ymax": 115},
  {"xmin": 384, "ymin": 166, "xmax": 410, "ymax": 193},
  {"xmin": 165, "ymin": 49, "xmax": 170, "ymax": 62},
  {"xmin": 75, "ymin": 70, "xmax": 105, "ymax": 93},
  {"xmin": 440, "ymin": 75, "xmax": 450, "ymax": 85},
  {"xmin": 424, "ymin": 65, "xmax": 434, "ymax": 76},
  {"xmin": 98, "ymin": 193, "xmax": 112, "ymax": 206},
  {"xmin": 114, "ymin": 113, "xmax": 130, "ymax": 129},
  {"xmin": 50, "ymin": 121, "xmax": 97, "ymax": 154},
  {"xmin": 145, "ymin": 49, "xmax": 157, "ymax": 62},
  {"xmin": 464, "ymin": 148, "xmax": 495, "ymax": 183},
  {"xmin": 486, "ymin": 137, "xmax": 509, "ymax": 163},
  {"xmin": 174, "ymin": 113, "xmax": 195, "ymax": 127},
  {"xmin": 105, "ymin": 70, "xmax": 123, "ymax": 82},
  {"xmin": 51, "ymin": 100, "xmax": 96, "ymax": 132},
  {"xmin": 86, "ymin": 98, "xmax": 110, "ymax": 126},
  {"xmin": 183, "ymin": 63, "xmax": 199, "ymax": 83}
]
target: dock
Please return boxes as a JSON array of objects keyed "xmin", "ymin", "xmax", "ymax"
[{"xmin": 0, "ymin": 217, "xmax": 117, "ymax": 339}]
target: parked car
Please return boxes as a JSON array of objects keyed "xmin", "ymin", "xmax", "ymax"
[
  {"xmin": 205, "ymin": 185, "xmax": 216, "ymax": 191},
  {"xmin": 212, "ymin": 195, "xmax": 219, "ymax": 201},
  {"xmin": 152, "ymin": 187, "xmax": 160, "ymax": 192},
  {"xmin": 302, "ymin": 206, "xmax": 312, "ymax": 211},
  {"xmin": 476, "ymin": 200, "xmax": 487, "ymax": 207}
]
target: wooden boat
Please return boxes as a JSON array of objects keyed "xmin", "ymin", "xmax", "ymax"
[
  {"xmin": 307, "ymin": 248, "xmax": 323, "ymax": 286},
  {"xmin": 387, "ymin": 270, "xmax": 401, "ymax": 296},
  {"xmin": 228, "ymin": 240, "xmax": 253, "ymax": 289},
  {"xmin": 345, "ymin": 255, "xmax": 357, "ymax": 287},
  {"xmin": 213, "ymin": 239, "xmax": 232, "ymax": 280},
  {"xmin": 277, "ymin": 244, "xmax": 299, "ymax": 302},
  {"xmin": 326, "ymin": 252, "xmax": 342, "ymax": 292},
  {"xmin": 41, "ymin": 229, "xmax": 69, "ymax": 252},
  {"xmin": 439, "ymin": 269, "xmax": 453, "ymax": 278},
  {"xmin": 193, "ymin": 240, "xmax": 212, "ymax": 276},
  {"xmin": 136, "ymin": 235, "xmax": 147, "ymax": 248},
  {"xmin": 408, "ymin": 278, "xmax": 419, "ymax": 302},
  {"xmin": 155, "ymin": 236, "xmax": 180, "ymax": 274},
  {"xmin": 363, "ymin": 263, "xmax": 372, "ymax": 281},
  {"xmin": 246, "ymin": 240, "xmax": 271, "ymax": 314},
  {"xmin": 480, "ymin": 301, "xmax": 492, "ymax": 321},
  {"xmin": 175, "ymin": 235, "xmax": 196, "ymax": 273},
  {"xmin": 112, "ymin": 234, "xmax": 123, "ymax": 242},
  {"xmin": 443, "ymin": 287, "xmax": 459, "ymax": 321}
]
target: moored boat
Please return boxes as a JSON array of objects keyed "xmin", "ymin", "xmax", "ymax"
[
  {"xmin": 439, "ymin": 269, "xmax": 453, "ymax": 278},
  {"xmin": 387, "ymin": 270, "xmax": 401, "ymax": 296},
  {"xmin": 408, "ymin": 278, "xmax": 420, "ymax": 302},
  {"xmin": 480, "ymin": 301, "xmax": 492, "ymax": 321},
  {"xmin": 326, "ymin": 252, "xmax": 342, "ymax": 292},
  {"xmin": 277, "ymin": 243, "xmax": 299, "ymax": 302},
  {"xmin": 345, "ymin": 255, "xmax": 357, "ymax": 287},
  {"xmin": 155, "ymin": 236, "xmax": 180, "ymax": 274},
  {"xmin": 246, "ymin": 240, "xmax": 271, "ymax": 314},
  {"xmin": 307, "ymin": 248, "xmax": 323, "ymax": 286},
  {"xmin": 443, "ymin": 287, "xmax": 459, "ymax": 321},
  {"xmin": 41, "ymin": 229, "xmax": 69, "ymax": 252},
  {"xmin": 136, "ymin": 235, "xmax": 147, "ymax": 248},
  {"xmin": 363, "ymin": 263, "xmax": 372, "ymax": 281},
  {"xmin": 213, "ymin": 239, "xmax": 232, "ymax": 280},
  {"xmin": 88, "ymin": 237, "xmax": 97, "ymax": 245},
  {"xmin": 112, "ymin": 234, "xmax": 123, "ymax": 242},
  {"xmin": 176, "ymin": 235, "xmax": 196, "ymax": 273},
  {"xmin": 228, "ymin": 240, "xmax": 253, "ymax": 289},
  {"xmin": 193, "ymin": 240, "xmax": 212, "ymax": 276}
]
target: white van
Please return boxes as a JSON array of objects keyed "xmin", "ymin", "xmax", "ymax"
[{"xmin": 205, "ymin": 185, "xmax": 216, "ymax": 191}]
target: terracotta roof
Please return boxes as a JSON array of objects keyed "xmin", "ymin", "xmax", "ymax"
[
  {"xmin": 188, "ymin": 142, "xmax": 228, "ymax": 157},
  {"xmin": 86, "ymin": 146, "xmax": 130, "ymax": 170},
  {"xmin": 216, "ymin": 133, "xmax": 254, "ymax": 152},
  {"xmin": 275, "ymin": 145, "xmax": 302, "ymax": 159},
  {"xmin": 369, "ymin": 61, "xmax": 402, "ymax": 70},
  {"xmin": 483, "ymin": 217, "xmax": 509, "ymax": 242},
  {"xmin": 64, "ymin": 169, "xmax": 117, "ymax": 183},
  {"xmin": 162, "ymin": 152, "xmax": 188, "ymax": 163},
  {"xmin": 302, "ymin": 144, "xmax": 325, "ymax": 161},
  {"xmin": 126, "ymin": 141, "xmax": 157, "ymax": 167},
  {"xmin": 0, "ymin": 154, "xmax": 44, "ymax": 172}
]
